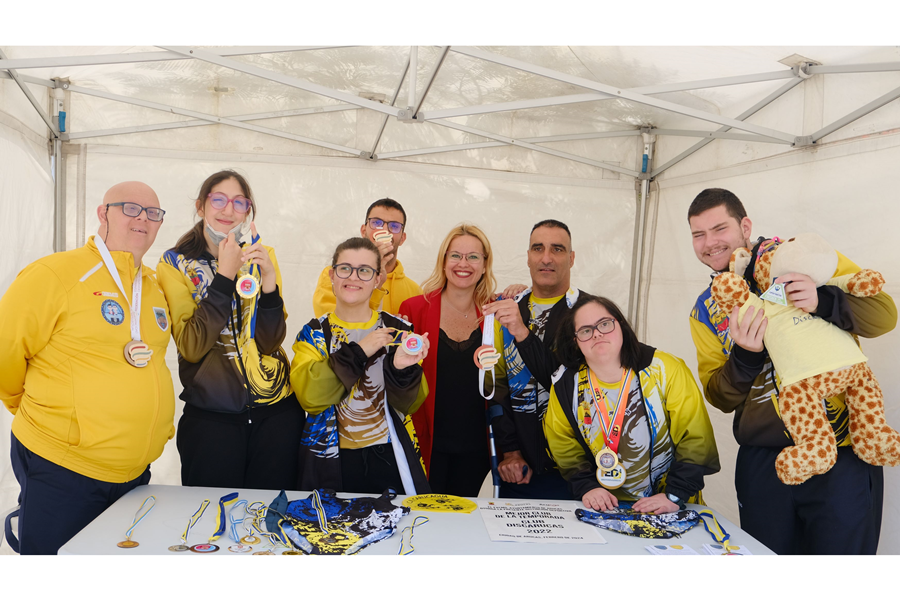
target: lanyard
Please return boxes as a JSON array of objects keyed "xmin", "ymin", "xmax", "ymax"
[
  {"xmin": 397, "ymin": 515, "xmax": 430, "ymax": 555},
  {"xmin": 208, "ymin": 492, "xmax": 239, "ymax": 543},
  {"xmin": 124, "ymin": 496, "xmax": 156, "ymax": 541},
  {"xmin": 181, "ymin": 499, "xmax": 210, "ymax": 546},
  {"xmin": 228, "ymin": 499, "xmax": 249, "ymax": 543},
  {"xmin": 587, "ymin": 368, "xmax": 634, "ymax": 454},
  {"xmin": 311, "ymin": 489, "xmax": 329, "ymax": 534},
  {"xmin": 698, "ymin": 510, "xmax": 741, "ymax": 554},
  {"xmin": 95, "ymin": 236, "xmax": 143, "ymax": 342}
]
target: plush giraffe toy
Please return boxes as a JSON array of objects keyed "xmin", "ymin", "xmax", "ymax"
[{"xmin": 710, "ymin": 233, "xmax": 900, "ymax": 485}]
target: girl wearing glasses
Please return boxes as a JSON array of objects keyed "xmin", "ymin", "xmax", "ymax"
[
  {"xmin": 291, "ymin": 237, "xmax": 431, "ymax": 494},
  {"xmin": 544, "ymin": 294, "xmax": 719, "ymax": 513},
  {"xmin": 157, "ymin": 170, "xmax": 303, "ymax": 490},
  {"xmin": 399, "ymin": 224, "xmax": 498, "ymax": 497}
]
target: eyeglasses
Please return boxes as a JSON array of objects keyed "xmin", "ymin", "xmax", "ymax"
[
  {"xmin": 446, "ymin": 251, "xmax": 485, "ymax": 264},
  {"xmin": 366, "ymin": 217, "xmax": 404, "ymax": 235},
  {"xmin": 332, "ymin": 263, "xmax": 379, "ymax": 282},
  {"xmin": 575, "ymin": 318, "xmax": 617, "ymax": 342},
  {"xmin": 106, "ymin": 202, "xmax": 166, "ymax": 222},
  {"xmin": 207, "ymin": 192, "xmax": 252, "ymax": 214}
]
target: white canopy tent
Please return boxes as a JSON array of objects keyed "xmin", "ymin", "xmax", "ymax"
[{"xmin": 2, "ymin": 44, "xmax": 900, "ymax": 554}]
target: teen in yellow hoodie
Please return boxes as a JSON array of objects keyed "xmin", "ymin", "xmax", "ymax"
[{"xmin": 0, "ymin": 182, "xmax": 175, "ymax": 554}]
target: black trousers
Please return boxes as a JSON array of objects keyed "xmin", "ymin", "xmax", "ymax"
[
  {"xmin": 340, "ymin": 443, "xmax": 405, "ymax": 495},
  {"xmin": 10, "ymin": 433, "xmax": 151, "ymax": 555},
  {"xmin": 428, "ymin": 449, "xmax": 489, "ymax": 498},
  {"xmin": 177, "ymin": 397, "xmax": 305, "ymax": 490},
  {"xmin": 499, "ymin": 468, "xmax": 573, "ymax": 500},
  {"xmin": 735, "ymin": 444, "xmax": 883, "ymax": 555}
]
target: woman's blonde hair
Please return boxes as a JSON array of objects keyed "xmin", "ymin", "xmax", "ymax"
[{"xmin": 421, "ymin": 223, "xmax": 497, "ymax": 310}]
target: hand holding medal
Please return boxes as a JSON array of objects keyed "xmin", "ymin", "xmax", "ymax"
[
  {"xmin": 393, "ymin": 330, "xmax": 429, "ymax": 370},
  {"xmin": 237, "ymin": 223, "xmax": 276, "ymax": 297}
]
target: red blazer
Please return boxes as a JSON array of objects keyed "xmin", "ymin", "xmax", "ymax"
[{"xmin": 399, "ymin": 290, "xmax": 484, "ymax": 473}]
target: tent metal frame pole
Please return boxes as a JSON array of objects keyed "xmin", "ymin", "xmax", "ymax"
[
  {"xmin": 410, "ymin": 46, "xmax": 449, "ymax": 117},
  {"xmin": 421, "ymin": 71, "xmax": 797, "ymax": 121},
  {"xmin": 451, "ymin": 46, "xmax": 798, "ymax": 144},
  {"xmin": 377, "ymin": 130, "xmax": 642, "ymax": 159},
  {"xmin": 649, "ymin": 129, "xmax": 792, "ymax": 144},
  {"xmin": 369, "ymin": 56, "xmax": 412, "ymax": 157},
  {"xmin": 65, "ymin": 83, "xmax": 366, "ymax": 156},
  {"xmin": 408, "ymin": 47, "xmax": 418, "ymax": 109},
  {"xmin": 651, "ymin": 76, "xmax": 805, "ymax": 178},
  {"xmin": 432, "ymin": 119, "xmax": 639, "ymax": 176},
  {"xmin": 0, "ymin": 71, "xmax": 55, "ymax": 87},
  {"xmin": 809, "ymin": 62, "xmax": 900, "ymax": 75},
  {"xmin": 0, "ymin": 48, "xmax": 59, "ymax": 137},
  {"xmin": 810, "ymin": 83, "xmax": 900, "ymax": 143},
  {"xmin": 160, "ymin": 46, "xmax": 403, "ymax": 118},
  {"xmin": 0, "ymin": 47, "xmax": 344, "ymax": 70},
  {"xmin": 64, "ymin": 104, "xmax": 360, "ymax": 141},
  {"xmin": 53, "ymin": 137, "xmax": 65, "ymax": 252}
]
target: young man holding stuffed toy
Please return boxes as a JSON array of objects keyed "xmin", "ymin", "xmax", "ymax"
[{"xmin": 687, "ymin": 187, "xmax": 897, "ymax": 555}]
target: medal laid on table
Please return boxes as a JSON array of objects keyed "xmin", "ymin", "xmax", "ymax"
[
  {"xmin": 227, "ymin": 499, "xmax": 254, "ymax": 553},
  {"xmin": 587, "ymin": 368, "xmax": 635, "ymax": 490},
  {"xmin": 117, "ymin": 496, "xmax": 156, "ymax": 549},
  {"xmin": 170, "ymin": 498, "xmax": 210, "ymax": 552},
  {"xmin": 95, "ymin": 236, "xmax": 152, "ymax": 368},
  {"xmin": 192, "ymin": 492, "xmax": 238, "ymax": 553}
]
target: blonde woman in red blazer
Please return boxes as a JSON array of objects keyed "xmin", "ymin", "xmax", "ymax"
[{"xmin": 400, "ymin": 224, "xmax": 501, "ymax": 497}]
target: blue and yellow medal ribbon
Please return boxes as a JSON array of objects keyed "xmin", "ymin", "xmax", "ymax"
[
  {"xmin": 312, "ymin": 489, "xmax": 330, "ymax": 533},
  {"xmin": 124, "ymin": 496, "xmax": 156, "ymax": 542},
  {"xmin": 208, "ymin": 492, "xmax": 239, "ymax": 543},
  {"xmin": 397, "ymin": 515, "xmax": 430, "ymax": 555},
  {"xmin": 698, "ymin": 509, "xmax": 741, "ymax": 554},
  {"xmin": 181, "ymin": 499, "xmax": 210, "ymax": 546}
]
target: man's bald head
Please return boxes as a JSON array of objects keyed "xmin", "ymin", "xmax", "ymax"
[{"xmin": 97, "ymin": 181, "xmax": 163, "ymax": 264}]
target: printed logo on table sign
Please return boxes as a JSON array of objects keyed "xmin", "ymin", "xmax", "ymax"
[
  {"xmin": 93, "ymin": 291, "xmax": 119, "ymax": 298},
  {"xmin": 154, "ymin": 307, "xmax": 169, "ymax": 332},
  {"xmin": 101, "ymin": 299, "xmax": 125, "ymax": 326}
]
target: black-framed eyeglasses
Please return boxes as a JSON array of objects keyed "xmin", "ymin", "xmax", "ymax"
[
  {"xmin": 366, "ymin": 217, "xmax": 404, "ymax": 234},
  {"xmin": 106, "ymin": 202, "xmax": 166, "ymax": 222},
  {"xmin": 332, "ymin": 263, "xmax": 379, "ymax": 282},
  {"xmin": 575, "ymin": 318, "xmax": 617, "ymax": 342}
]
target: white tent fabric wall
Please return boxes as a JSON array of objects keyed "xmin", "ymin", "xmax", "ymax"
[{"xmin": 4, "ymin": 45, "xmax": 900, "ymax": 555}]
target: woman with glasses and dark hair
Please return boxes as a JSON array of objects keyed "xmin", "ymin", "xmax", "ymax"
[
  {"xmin": 399, "ymin": 224, "xmax": 500, "ymax": 497},
  {"xmin": 544, "ymin": 294, "xmax": 720, "ymax": 513},
  {"xmin": 290, "ymin": 237, "xmax": 431, "ymax": 494},
  {"xmin": 157, "ymin": 169, "xmax": 303, "ymax": 490}
]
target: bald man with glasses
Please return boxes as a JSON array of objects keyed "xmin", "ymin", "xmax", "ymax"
[{"xmin": 0, "ymin": 181, "xmax": 176, "ymax": 554}]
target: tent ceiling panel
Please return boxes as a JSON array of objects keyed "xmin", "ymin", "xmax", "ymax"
[{"xmin": 0, "ymin": 78, "xmax": 52, "ymax": 140}]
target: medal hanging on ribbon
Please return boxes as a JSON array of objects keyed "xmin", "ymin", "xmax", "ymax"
[
  {"xmin": 117, "ymin": 495, "xmax": 156, "ymax": 549},
  {"xmin": 236, "ymin": 232, "xmax": 261, "ymax": 299},
  {"xmin": 227, "ymin": 499, "xmax": 253, "ymax": 553},
  {"xmin": 587, "ymin": 368, "xmax": 634, "ymax": 490},
  {"xmin": 170, "ymin": 498, "xmax": 210, "ymax": 552},
  {"xmin": 698, "ymin": 509, "xmax": 742, "ymax": 555},
  {"xmin": 95, "ymin": 236, "xmax": 151, "ymax": 368},
  {"xmin": 475, "ymin": 313, "xmax": 499, "ymax": 400}
]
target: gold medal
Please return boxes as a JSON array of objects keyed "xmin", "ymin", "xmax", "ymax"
[
  {"xmin": 282, "ymin": 550, "xmax": 302, "ymax": 555},
  {"xmin": 123, "ymin": 339, "xmax": 152, "ymax": 368},
  {"xmin": 117, "ymin": 540, "xmax": 139, "ymax": 549},
  {"xmin": 401, "ymin": 333, "xmax": 425, "ymax": 355},
  {"xmin": 236, "ymin": 274, "xmax": 260, "ymax": 299},
  {"xmin": 596, "ymin": 464, "xmax": 627, "ymax": 490},
  {"xmin": 241, "ymin": 535, "xmax": 261, "ymax": 545},
  {"xmin": 595, "ymin": 447, "xmax": 619, "ymax": 472},
  {"xmin": 253, "ymin": 550, "xmax": 275, "ymax": 555}
]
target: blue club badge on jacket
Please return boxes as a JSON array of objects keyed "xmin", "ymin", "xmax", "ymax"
[
  {"xmin": 153, "ymin": 307, "xmax": 169, "ymax": 331},
  {"xmin": 101, "ymin": 299, "xmax": 125, "ymax": 325}
]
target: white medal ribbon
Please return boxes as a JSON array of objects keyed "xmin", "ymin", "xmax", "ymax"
[
  {"xmin": 478, "ymin": 314, "xmax": 496, "ymax": 400},
  {"xmin": 95, "ymin": 236, "xmax": 143, "ymax": 342}
]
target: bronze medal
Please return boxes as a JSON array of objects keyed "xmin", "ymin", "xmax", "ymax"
[
  {"xmin": 253, "ymin": 550, "xmax": 275, "ymax": 555},
  {"xmin": 189, "ymin": 543, "xmax": 220, "ymax": 553},
  {"xmin": 168, "ymin": 544, "xmax": 190, "ymax": 552},
  {"xmin": 124, "ymin": 339, "xmax": 153, "ymax": 368},
  {"xmin": 117, "ymin": 540, "xmax": 139, "ymax": 549}
]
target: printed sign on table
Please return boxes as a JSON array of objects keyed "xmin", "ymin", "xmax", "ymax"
[{"xmin": 478, "ymin": 500, "xmax": 606, "ymax": 544}]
